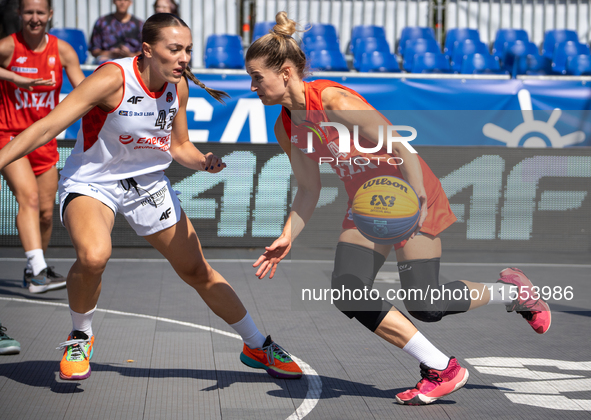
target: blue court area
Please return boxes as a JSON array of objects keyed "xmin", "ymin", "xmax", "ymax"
[{"xmin": 0, "ymin": 247, "xmax": 589, "ymax": 420}]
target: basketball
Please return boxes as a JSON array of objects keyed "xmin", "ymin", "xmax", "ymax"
[{"xmin": 351, "ymin": 176, "xmax": 420, "ymax": 245}]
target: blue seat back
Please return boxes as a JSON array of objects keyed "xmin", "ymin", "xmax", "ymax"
[
  {"xmin": 450, "ymin": 39, "xmax": 488, "ymax": 72},
  {"xmin": 492, "ymin": 29, "xmax": 529, "ymax": 59},
  {"xmin": 303, "ymin": 35, "xmax": 342, "ymax": 53},
  {"xmin": 411, "ymin": 52, "xmax": 451, "ymax": 73},
  {"xmin": 252, "ymin": 22, "xmax": 275, "ymax": 42},
  {"xmin": 353, "ymin": 37, "xmax": 391, "ymax": 69},
  {"xmin": 359, "ymin": 51, "xmax": 400, "ymax": 72},
  {"xmin": 525, "ymin": 54, "xmax": 553, "ymax": 75},
  {"xmin": 552, "ymin": 40, "xmax": 590, "ymax": 74},
  {"xmin": 303, "ymin": 24, "xmax": 338, "ymax": 43},
  {"xmin": 542, "ymin": 29, "xmax": 579, "ymax": 58},
  {"xmin": 204, "ymin": 49, "xmax": 245, "ymax": 69},
  {"xmin": 308, "ymin": 49, "xmax": 348, "ymax": 71},
  {"xmin": 460, "ymin": 53, "xmax": 502, "ymax": 74},
  {"xmin": 49, "ymin": 28, "xmax": 88, "ymax": 64},
  {"xmin": 402, "ymin": 38, "xmax": 440, "ymax": 71},
  {"xmin": 566, "ymin": 54, "xmax": 591, "ymax": 75},
  {"xmin": 444, "ymin": 28, "xmax": 480, "ymax": 57},
  {"xmin": 206, "ymin": 34, "xmax": 243, "ymax": 51},
  {"xmin": 398, "ymin": 26, "xmax": 436, "ymax": 56},
  {"xmin": 350, "ymin": 25, "xmax": 386, "ymax": 54}
]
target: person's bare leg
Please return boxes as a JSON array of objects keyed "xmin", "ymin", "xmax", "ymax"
[
  {"xmin": 144, "ymin": 211, "xmax": 247, "ymax": 324},
  {"xmin": 2, "ymin": 158, "xmax": 42, "ymax": 252},
  {"xmin": 35, "ymin": 166, "xmax": 59, "ymax": 252},
  {"xmin": 64, "ymin": 196, "xmax": 115, "ymax": 313}
]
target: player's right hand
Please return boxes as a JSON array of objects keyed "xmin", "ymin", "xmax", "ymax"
[
  {"xmin": 253, "ymin": 235, "xmax": 291, "ymax": 279},
  {"xmin": 14, "ymin": 75, "xmax": 55, "ymax": 91}
]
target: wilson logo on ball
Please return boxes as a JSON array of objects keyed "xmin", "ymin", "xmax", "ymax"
[{"xmin": 352, "ymin": 176, "xmax": 420, "ymax": 245}]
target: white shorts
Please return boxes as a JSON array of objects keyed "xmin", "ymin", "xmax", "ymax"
[{"xmin": 59, "ymin": 172, "xmax": 182, "ymax": 236}]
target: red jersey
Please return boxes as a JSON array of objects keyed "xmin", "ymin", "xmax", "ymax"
[
  {"xmin": 281, "ymin": 80, "xmax": 456, "ymax": 243},
  {"xmin": 0, "ymin": 32, "xmax": 63, "ymax": 134}
]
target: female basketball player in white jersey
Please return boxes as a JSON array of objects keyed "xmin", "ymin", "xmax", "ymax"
[{"xmin": 0, "ymin": 13, "xmax": 302, "ymax": 381}]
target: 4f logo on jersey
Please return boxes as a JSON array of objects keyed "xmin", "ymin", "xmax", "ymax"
[
  {"xmin": 15, "ymin": 56, "xmax": 27, "ymax": 64},
  {"xmin": 369, "ymin": 195, "xmax": 396, "ymax": 207},
  {"xmin": 127, "ymin": 96, "xmax": 144, "ymax": 104},
  {"xmin": 160, "ymin": 208, "xmax": 172, "ymax": 220}
]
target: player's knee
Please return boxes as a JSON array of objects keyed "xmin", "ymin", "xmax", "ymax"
[
  {"xmin": 408, "ymin": 309, "xmax": 444, "ymax": 323},
  {"xmin": 77, "ymin": 247, "xmax": 111, "ymax": 275},
  {"xmin": 181, "ymin": 261, "xmax": 215, "ymax": 289},
  {"xmin": 39, "ymin": 209, "xmax": 53, "ymax": 229},
  {"xmin": 17, "ymin": 190, "xmax": 40, "ymax": 212}
]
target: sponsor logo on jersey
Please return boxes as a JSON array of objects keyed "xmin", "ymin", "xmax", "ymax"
[
  {"xmin": 15, "ymin": 56, "xmax": 27, "ymax": 64},
  {"xmin": 119, "ymin": 110, "xmax": 129, "ymax": 116},
  {"xmin": 140, "ymin": 186, "xmax": 167, "ymax": 207},
  {"xmin": 119, "ymin": 134, "xmax": 134, "ymax": 144},
  {"xmin": 48, "ymin": 56, "xmax": 56, "ymax": 66},
  {"xmin": 290, "ymin": 135, "xmax": 298, "ymax": 144},
  {"xmin": 127, "ymin": 96, "xmax": 144, "ymax": 104},
  {"xmin": 14, "ymin": 90, "xmax": 55, "ymax": 111},
  {"xmin": 166, "ymin": 92, "xmax": 173, "ymax": 103},
  {"xmin": 10, "ymin": 66, "xmax": 38, "ymax": 74},
  {"xmin": 119, "ymin": 110, "xmax": 156, "ymax": 117}
]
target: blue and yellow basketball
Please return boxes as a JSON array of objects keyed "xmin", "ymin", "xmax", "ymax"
[{"xmin": 352, "ymin": 176, "xmax": 420, "ymax": 245}]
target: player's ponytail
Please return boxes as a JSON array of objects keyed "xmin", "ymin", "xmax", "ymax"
[{"xmin": 182, "ymin": 68, "xmax": 229, "ymax": 104}]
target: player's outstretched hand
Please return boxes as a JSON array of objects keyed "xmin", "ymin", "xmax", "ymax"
[
  {"xmin": 13, "ymin": 75, "xmax": 55, "ymax": 91},
  {"xmin": 203, "ymin": 152, "xmax": 226, "ymax": 173},
  {"xmin": 253, "ymin": 235, "xmax": 291, "ymax": 279}
]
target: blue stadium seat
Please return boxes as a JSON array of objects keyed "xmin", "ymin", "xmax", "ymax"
[
  {"xmin": 359, "ymin": 51, "xmax": 400, "ymax": 72},
  {"xmin": 398, "ymin": 26, "xmax": 436, "ymax": 56},
  {"xmin": 49, "ymin": 28, "xmax": 88, "ymax": 64},
  {"xmin": 402, "ymin": 38, "xmax": 440, "ymax": 71},
  {"xmin": 566, "ymin": 54, "xmax": 591, "ymax": 75},
  {"xmin": 353, "ymin": 37, "xmax": 391, "ymax": 70},
  {"xmin": 525, "ymin": 54, "xmax": 553, "ymax": 75},
  {"xmin": 450, "ymin": 39, "xmax": 488, "ymax": 72},
  {"xmin": 204, "ymin": 35, "xmax": 244, "ymax": 69},
  {"xmin": 302, "ymin": 35, "xmax": 342, "ymax": 53},
  {"xmin": 460, "ymin": 53, "xmax": 504, "ymax": 74},
  {"xmin": 252, "ymin": 21, "xmax": 275, "ymax": 42},
  {"xmin": 303, "ymin": 24, "xmax": 339, "ymax": 44},
  {"xmin": 542, "ymin": 29, "xmax": 579, "ymax": 58},
  {"xmin": 492, "ymin": 28, "xmax": 529, "ymax": 59},
  {"xmin": 411, "ymin": 52, "xmax": 452, "ymax": 73},
  {"xmin": 308, "ymin": 49, "xmax": 349, "ymax": 71},
  {"xmin": 444, "ymin": 28, "xmax": 480, "ymax": 58},
  {"xmin": 552, "ymin": 40, "xmax": 590, "ymax": 74},
  {"xmin": 349, "ymin": 25, "xmax": 386, "ymax": 54},
  {"xmin": 204, "ymin": 50, "xmax": 245, "ymax": 69}
]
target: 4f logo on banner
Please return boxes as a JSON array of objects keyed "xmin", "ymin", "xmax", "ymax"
[{"xmin": 127, "ymin": 96, "xmax": 144, "ymax": 105}]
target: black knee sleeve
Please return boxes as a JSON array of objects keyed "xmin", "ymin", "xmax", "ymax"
[
  {"xmin": 331, "ymin": 242, "xmax": 392, "ymax": 332},
  {"xmin": 398, "ymin": 258, "xmax": 471, "ymax": 323}
]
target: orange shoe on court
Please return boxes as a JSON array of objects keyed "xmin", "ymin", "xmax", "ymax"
[
  {"xmin": 57, "ymin": 331, "xmax": 94, "ymax": 380},
  {"xmin": 240, "ymin": 335, "xmax": 302, "ymax": 379},
  {"xmin": 498, "ymin": 267, "xmax": 551, "ymax": 334}
]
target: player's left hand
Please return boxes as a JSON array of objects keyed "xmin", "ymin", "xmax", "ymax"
[
  {"xmin": 411, "ymin": 193, "xmax": 428, "ymax": 238},
  {"xmin": 202, "ymin": 152, "xmax": 226, "ymax": 173}
]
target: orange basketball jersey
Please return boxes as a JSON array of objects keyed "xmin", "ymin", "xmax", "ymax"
[{"xmin": 0, "ymin": 32, "xmax": 63, "ymax": 134}]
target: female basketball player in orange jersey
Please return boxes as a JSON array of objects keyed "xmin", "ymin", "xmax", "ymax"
[
  {"xmin": 0, "ymin": 13, "xmax": 302, "ymax": 382},
  {"xmin": 0, "ymin": 0, "xmax": 85, "ymax": 293},
  {"xmin": 248, "ymin": 12, "xmax": 551, "ymax": 405}
]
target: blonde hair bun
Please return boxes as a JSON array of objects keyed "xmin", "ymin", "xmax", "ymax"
[{"xmin": 273, "ymin": 11, "xmax": 297, "ymax": 37}]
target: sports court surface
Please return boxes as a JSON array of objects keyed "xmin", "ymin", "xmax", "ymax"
[{"xmin": 1, "ymin": 246, "xmax": 590, "ymax": 420}]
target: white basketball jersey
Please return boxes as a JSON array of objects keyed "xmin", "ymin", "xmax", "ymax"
[{"xmin": 60, "ymin": 56, "xmax": 179, "ymax": 182}]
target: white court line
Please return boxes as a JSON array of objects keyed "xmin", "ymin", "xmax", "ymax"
[
  {"xmin": 0, "ymin": 296, "xmax": 322, "ymax": 420},
  {"xmin": 1, "ymin": 257, "xmax": 590, "ymax": 268}
]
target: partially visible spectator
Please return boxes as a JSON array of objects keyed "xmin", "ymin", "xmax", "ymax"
[
  {"xmin": 89, "ymin": 0, "xmax": 143, "ymax": 64},
  {"xmin": 153, "ymin": 0, "xmax": 178, "ymax": 16},
  {"xmin": 0, "ymin": 0, "xmax": 21, "ymax": 38}
]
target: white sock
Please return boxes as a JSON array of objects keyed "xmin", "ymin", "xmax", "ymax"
[
  {"xmin": 25, "ymin": 249, "xmax": 47, "ymax": 276},
  {"xmin": 484, "ymin": 283, "xmax": 513, "ymax": 305},
  {"xmin": 402, "ymin": 332, "xmax": 450, "ymax": 370},
  {"xmin": 229, "ymin": 312, "xmax": 266, "ymax": 349},
  {"xmin": 70, "ymin": 306, "xmax": 96, "ymax": 337}
]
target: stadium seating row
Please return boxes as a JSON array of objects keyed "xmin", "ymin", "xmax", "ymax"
[{"xmin": 48, "ymin": 25, "xmax": 591, "ymax": 76}]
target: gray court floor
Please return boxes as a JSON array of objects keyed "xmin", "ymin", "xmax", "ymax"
[{"xmin": 0, "ymin": 247, "xmax": 590, "ymax": 420}]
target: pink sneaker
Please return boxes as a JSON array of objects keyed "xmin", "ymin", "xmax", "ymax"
[
  {"xmin": 395, "ymin": 357, "xmax": 469, "ymax": 405},
  {"xmin": 498, "ymin": 267, "xmax": 551, "ymax": 334}
]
